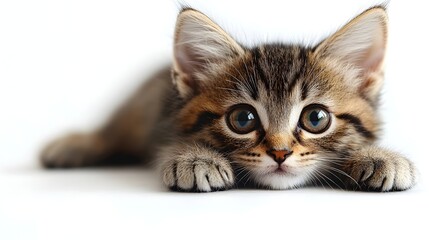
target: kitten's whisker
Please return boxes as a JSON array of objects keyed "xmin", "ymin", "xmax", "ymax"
[
  {"xmin": 229, "ymin": 64, "xmax": 247, "ymax": 83},
  {"xmin": 234, "ymin": 165, "xmax": 252, "ymax": 187},
  {"xmin": 318, "ymin": 165, "xmax": 344, "ymax": 183},
  {"xmin": 228, "ymin": 63, "xmax": 259, "ymax": 99},
  {"xmin": 236, "ymin": 169, "xmax": 246, "ymax": 182},
  {"xmin": 312, "ymin": 171, "xmax": 326, "ymax": 189},
  {"xmin": 317, "ymin": 166, "xmax": 346, "ymax": 190},
  {"xmin": 242, "ymin": 171, "xmax": 253, "ymax": 187},
  {"xmin": 224, "ymin": 72, "xmax": 244, "ymax": 85},
  {"xmin": 305, "ymin": 171, "xmax": 318, "ymax": 188},
  {"xmin": 315, "ymin": 157, "xmax": 346, "ymax": 167},
  {"xmin": 241, "ymin": 62, "xmax": 256, "ymax": 95},
  {"xmin": 214, "ymin": 86, "xmax": 242, "ymax": 93},
  {"xmin": 233, "ymin": 164, "xmax": 248, "ymax": 176},
  {"xmin": 319, "ymin": 164, "xmax": 358, "ymax": 186},
  {"xmin": 314, "ymin": 169, "xmax": 336, "ymax": 190},
  {"xmin": 313, "ymin": 156, "xmax": 359, "ymax": 186}
]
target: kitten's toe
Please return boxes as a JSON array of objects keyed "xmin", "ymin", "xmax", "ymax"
[
  {"xmin": 193, "ymin": 162, "xmax": 233, "ymax": 191},
  {"xmin": 162, "ymin": 158, "xmax": 234, "ymax": 192},
  {"xmin": 349, "ymin": 160, "xmax": 374, "ymax": 183},
  {"xmin": 346, "ymin": 146, "xmax": 417, "ymax": 192},
  {"xmin": 392, "ymin": 156, "xmax": 416, "ymax": 190},
  {"xmin": 366, "ymin": 160, "xmax": 395, "ymax": 191}
]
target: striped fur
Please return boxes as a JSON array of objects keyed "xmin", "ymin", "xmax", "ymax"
[{"xmin": 40, "ymin": 6, "xmax": 416, "ymax": 192}]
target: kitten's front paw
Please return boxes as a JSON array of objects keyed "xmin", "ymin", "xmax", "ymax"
[
  {"xmin": 162, "ymin": 152, "xmax": 234, "ymax": 192},
  {"xmin": 345, "ymin": 146, "xmax": 417, "ymax": 192}
]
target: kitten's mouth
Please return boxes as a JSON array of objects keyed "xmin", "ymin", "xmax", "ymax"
[
  {"xmin": 272, "ymin": 165, "xmax": 293, "ymax": 175},
  {"xmin": 261, "ymin": 165, "xmax": 299, "ymax": 177}
]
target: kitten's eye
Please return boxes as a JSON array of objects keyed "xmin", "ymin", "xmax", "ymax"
[
  {"xmin": 226, "ymin": 104, "xmax": 259, "ymax": 134},
  {"xmin": 299, "ymin": 104, "xmax": 331, "ymax": 134}
]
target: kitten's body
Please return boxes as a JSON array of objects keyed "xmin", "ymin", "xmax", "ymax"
[{"xmin": 41, "ymin": 7, "xmax": 416, "ymax": 192}]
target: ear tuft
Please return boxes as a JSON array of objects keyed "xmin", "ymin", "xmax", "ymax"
[
  {"xmin": 314, "ymin": 7, "xmax": 388, "ymax": 101},
  {"xmin": 173, "ymin": 9, "xmax": 244, "ymax": 97}
]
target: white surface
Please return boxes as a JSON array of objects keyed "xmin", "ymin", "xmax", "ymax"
[{"xmin": 1, "ymin": 0, "xmax": 428, "ymax": 239}]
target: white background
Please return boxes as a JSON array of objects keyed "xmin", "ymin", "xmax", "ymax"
[{"xmin": 1, "ymin": 0, "xmax": 428, "ymax": 239}]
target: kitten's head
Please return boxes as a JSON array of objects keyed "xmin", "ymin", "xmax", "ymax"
[{"xmin": 172, "ymin": 7, "xmax": 387, "ymax": 189}]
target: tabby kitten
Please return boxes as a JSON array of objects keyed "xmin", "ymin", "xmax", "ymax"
[{"xmin": 41, "ymin": 6, "xmax": 417, "ymax": 192}]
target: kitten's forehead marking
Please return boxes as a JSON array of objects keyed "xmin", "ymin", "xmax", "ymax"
[{"xmin": 256, "ymin": 78, "xmax": 300, "ymax": 134}]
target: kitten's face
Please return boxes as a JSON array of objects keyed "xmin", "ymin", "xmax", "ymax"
[
  {"xmin": 177, "ymin": 45, "xmax": 379, "ymax": 189},
  {"xmin": 173, "ymin": 8, "xmax": 386, "ymax": 189}
]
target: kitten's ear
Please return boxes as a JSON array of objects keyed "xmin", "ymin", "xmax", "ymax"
[
  {"xmin": 314, "ymin": 7, "xmax": 388, "ymax": 101},
  {"xmin": 173, "ymin": 8, "xmax": 244, "ymax": 97}
]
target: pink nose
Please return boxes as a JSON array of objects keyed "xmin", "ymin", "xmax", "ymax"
[{"xmin": 266, "ymin": 149, "xmax": 293, "ymax": 164}]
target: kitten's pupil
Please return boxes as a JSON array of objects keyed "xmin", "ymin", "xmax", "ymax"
[
  {"xmin": 237, "ymin": 111, "xmax": 254, "ymax": 127},
  {"xmin": 309, "ymin": 110, "xmax": 326, "ymax": 127}
]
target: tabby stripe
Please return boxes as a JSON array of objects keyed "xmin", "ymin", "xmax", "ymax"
[
  {"xmin": 210, "ymin": 131, "xmax": 229, "ymax": 147},
  {"xmin": 319, "ymin": 144, "xmax": 337, "ymax": 153},
  {"xmin": 359, "ymin": 92, "xmax": 378, "ymax": 110},
  {"xmin": 337, "ymin": 149, "xmax": 351, "ymax": 158},
  {"xmin": 300, "ymin": 80, "xmax": 309, "ymax": 101},
  {"xmin": 252, "ymin": 48, "xmax": 270, "ymax": 92},
  {"xmin": 287, "ymin": 49, "xmax": 307, "ymax": 96},
  {"xmin": 172, "ymin": 162, "xmax": 178, "ymax": 186},
  {"xmin": 185, "ymin": 111, "xmax": 221, "ymax": 134},
  {"xmin": 293, "ymin": 128, "xmax": 303, "ymax": 144},
  {"xmin": 247, "ymin": 76, "xmax": 259, "ymax": 100},
  {"xmin": 254, "ymin": 129, "xmax": 266, "ymax": 147},
  {"xmin": 210, "ymin": 130, "xmax": 253, "ymax": 153},
  {"xmin": 336, "ymin": 113, "xmax": 375, "ymax": 140}
]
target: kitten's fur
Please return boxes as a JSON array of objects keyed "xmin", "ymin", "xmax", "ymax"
[{"xmin": 41, "ymin": 6, "xmax": 417, "ymax": 192}]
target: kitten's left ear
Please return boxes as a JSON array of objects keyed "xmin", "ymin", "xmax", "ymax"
[
  {"xmin": 173, "ymin": 8, "xmax": 244, "ymax": 98},
  {"xmin": 314, "ymin": 6, "xmax": 388, "ymax": 101}
]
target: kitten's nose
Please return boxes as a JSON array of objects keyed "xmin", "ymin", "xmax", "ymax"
[{"xmin": 267, "ymin": 149, "xmax": 293, "ymax": 164}]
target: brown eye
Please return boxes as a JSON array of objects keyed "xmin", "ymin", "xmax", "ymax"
[
  {"xmin": 226, "ymin": 104, "xmax": 259, "ymax": 134},
  {"xmin": 299, "ymin": 104, "xmax": 331, "ymax": 134}
]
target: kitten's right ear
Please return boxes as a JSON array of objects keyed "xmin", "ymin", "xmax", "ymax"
[
  {"xmin": 314, "ymin": 6, "xmax": 388, "ymax": 102},
  {"xmin": 172, "ymin": 8, "xmax": 244, "ymax": 98}
]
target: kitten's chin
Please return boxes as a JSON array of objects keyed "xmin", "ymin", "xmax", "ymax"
[{"xmin": 255, "ymin": 172, "xmax": 310, "ymax": 190}]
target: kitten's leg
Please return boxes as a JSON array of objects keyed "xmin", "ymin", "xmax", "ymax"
[
  {"xmin": 342, "ymin": 145, "xmax": 417, "ymax": 191},
  {"xmin": 40, "ymin": 132, "xmax": 110, "ymax": 168},
  {"xmin": 160, "ymin": 143, "xmax": 234, "ymax": 192},
  {"xmin": 40, "ymin": 67, "xmax": 172, "ymax": 168}
]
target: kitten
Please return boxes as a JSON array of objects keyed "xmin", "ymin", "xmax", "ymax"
[{"xmin": 40, "ymin": 6, "xmax": 417, "ymax": 192}]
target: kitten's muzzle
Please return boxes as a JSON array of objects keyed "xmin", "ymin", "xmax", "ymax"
[{"xmin": 266, "ymin": 149, "xmax": 293, "ymax": 165}]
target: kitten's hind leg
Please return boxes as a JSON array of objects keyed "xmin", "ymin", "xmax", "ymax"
[
  {"xmin": 342, "ymin": 145, "xmax": 417, "ymax": 192},
  {"xmin": 160, "ymin": 142, "xmax": 235, "ymax": 192},
  {"xmin": 40, "ymin": 67, "xmax": 172, "ymax": 168},
  {"xmin": 40, "ymin": 132, "xmax": 111, "ymax": 168}
]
